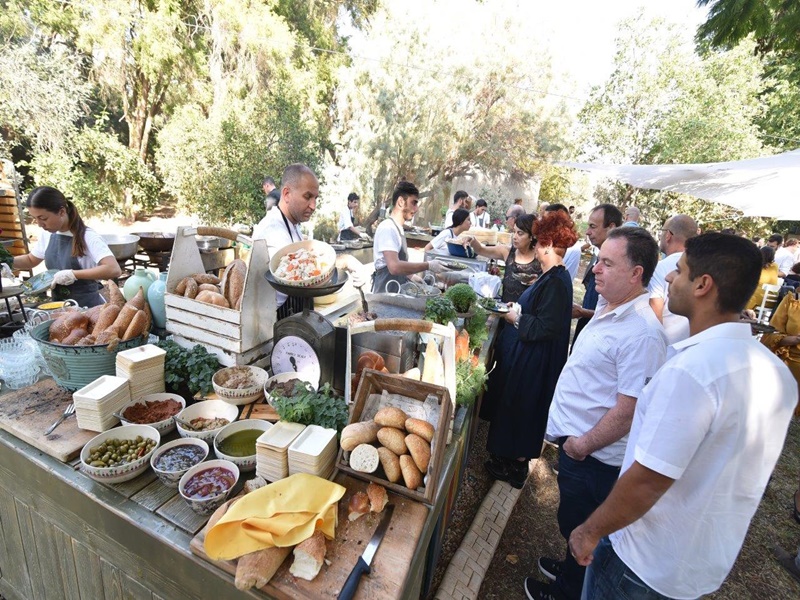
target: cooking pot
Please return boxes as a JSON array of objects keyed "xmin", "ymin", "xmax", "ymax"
[
  {"xmin": 101, "ymin": 234, "xmax": 140, "ymax": 260},
  {"xmin": 136, "ymin": 232, "xmax": 176, "ymax": 253},
  {"xmin": 195, "ymin": 235, "xmax": 234, "ymax": 251}
]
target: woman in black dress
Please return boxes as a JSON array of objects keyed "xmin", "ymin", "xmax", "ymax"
[{"xmin": 483, "ymin": 211, "xmax": 578, "ymax": 489}]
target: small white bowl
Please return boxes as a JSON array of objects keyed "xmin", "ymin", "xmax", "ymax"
[
  {"xmin": 213, "ymin": 419, "xmax": 273, "ymax": 472},
  {"xmin": 263, "ymin": 372, "xmax": 318, "ymax": 407},
  {"xmin": 178, "ymin": 459, "xmax": 240, "ymax": 515},
  {"xmin": 212, "ymin": 366, "xmax": 269, "ymax": 406},
  {"xmin": 118, "ymin": 393, "xmax": 186, "ymax": 434},
  {"xmin": 150, "ymin": 437, "xmax": 209, "ymax": 488},
  {"xmin": 80, "ymin": 425, "xmax": 160, "ymax": 484},
  {"xmin": 175, "ymin": 400, "xmax": 239, "ymax": 444}
]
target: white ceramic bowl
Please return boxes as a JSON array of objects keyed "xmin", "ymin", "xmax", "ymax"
[
  {"xmin": 263, "ymin": 372, "xmax": 318, "ymax": 407},
  {"xmin": 178, "ymin": 459, "xmax": 240, "ymax": 515},
  {"xmin": 213, "ymin": 419, "xmax": 273, "ymax": 472},
  {"xmin": 150, "ymin": 437, "xmax": 209, "ymax": 488},
  {"xmin": 80, "ymin": 425, "xmax": 161, "ymax": 484},
  {"xmin": 212, "ymin": 366, "xmax": 269, "ymax": 406},
  {"xmin": 118, "ymin": 393, "xmax": 186, "ymax": 434},
  {"xmin": 175, "ymin": 400, "xmax": 239, "ymax": 443},
  {"xmin": 268, "ymin": 240, "xmax": 336, "ymax": 287}
]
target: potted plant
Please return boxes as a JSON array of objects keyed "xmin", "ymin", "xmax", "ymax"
[{"xmin": 157, "ymin": 340, "xmax": 220, "ymax": 403}]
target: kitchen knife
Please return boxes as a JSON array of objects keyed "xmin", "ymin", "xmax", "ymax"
[{"xmin": 338, "ymin": 504, "xmax": 395, "ymax": 600}]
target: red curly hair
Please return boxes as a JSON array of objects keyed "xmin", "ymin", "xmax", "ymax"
[{"xmin": 533, "ymin": 211, "xmax": 579, "ymax": 249}]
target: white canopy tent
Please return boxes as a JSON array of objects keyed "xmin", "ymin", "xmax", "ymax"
[{"xmin": 559, "ymin": 149, "xmax": 800, "ymax": 220}]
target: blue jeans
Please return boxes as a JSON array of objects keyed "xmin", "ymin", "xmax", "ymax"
[
  {"xmin": 554, "ymin": 445, "xmax": 621, "ymax": 600},
  {"xmin": 582, "ymin": 537, "xmax": 673, "ymax": 600}
]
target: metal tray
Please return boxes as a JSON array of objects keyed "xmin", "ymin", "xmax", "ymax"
[{"xmin": 264, "ymin": 268, "xmax": 349, "ymax": 298}]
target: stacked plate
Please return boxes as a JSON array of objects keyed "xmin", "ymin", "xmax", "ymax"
[
  {"xmin": 255, "ymin": 421, "xmax": 306, "ymax": 482},
  {"xmin": 116, "ymin": 344, "xmax": 166, "ymax": 400},
  {"xmin": 73, "ymin": 375, "xmax": 131, "ymax": 432},
  {"xmin": 287, "ymin": 425, "xmax": 337, "ymax": 479}
]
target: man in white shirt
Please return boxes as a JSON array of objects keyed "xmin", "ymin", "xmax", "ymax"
[
  {"xmin": 528, "ymin": 227, "xmax": 667, "ymax": 600},
  {"xmin": 569, "ymin": 233, "xmax": 797, "ymax": 600},
  {"xmin": 444, "ymin": 190, "xmax": 468, "ymax": 228},
  {"xmin": 338, "ymin": 192, "xmax": 365, "ymax": 241},
  {"xmin": 648, "ymin": 214, "xmax": 697, "ymax": 345},
  {"xmin": 470, "ymin": 198, "xmax": 491, "ymax": 228},
  {"xmin": 768, "ymin": 234, "xmax": 795, "ymax": 277}
]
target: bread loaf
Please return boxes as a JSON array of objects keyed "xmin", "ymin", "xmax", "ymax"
[
  {"xmin": 76, "ymin": 335, "xmax": 97, "ymax": 346},
  {"xmin": 122, "ymin": 309, "xmax": 148, "ymax": 341},
  {"xmin": 235, "ymin": 546, "xmax": 291, "ymax": 591},
  {"xmin": 192, "ymin": 273, "xmax": 221, "ymax": 285},
  {"xmin": 93, "ymin": 304, "xmax": 121, "ymax": 335},
  {"xmin": 94, "ymin": 330, "xmax": 120, "ymax": 347},
  {"xmin": 377, "ymin": 447, "xmax": 401, "ymax": 483},
  {"xmin": 348, "ymin": 491, "xmax": 370, "ymax": 521},
  {"xmin": 399, "ymin": 454, "xmax": 423, "ymax": 490},
  {"xmin": 289, "ymin": 530, "xmax": 326, "ymax": 581},
  {"xmin": 197, "ymin": 283, "xmax": 220, "ymax": 293},
  {"xmin": 183, "ymin": 277, "xmax": 198, "ymax": 299},
  {"xmin": 61, "ymin": 327, "xmax": 88, "ymax": 346},
  {"xmin": 48, "ymin": 315, "xmax": 71, "ymax": 342},
  {"xmin": 63, "ymin": 312, "xmax": 89, "ymax": 332},
  {"xmin": 405, "ymin": 433, "xmax": 431, "ymax": 473},
  {"xmin": 226, "ymin": 259, "xmax": 247, "ymax": 307},
  {"xmin": 350, "ymin": 443, "xmax": 379, "ymax": 473},
  {"xmin": 84, "ymin": 305, "xmax": 103, "ymax": 332},
  {"xmin": 356, "ymin": 351, "xmax": 385, "ymax": 374},
  {"xmin": 107, "ymin": 280, "xmax": 126, "ymax": 308},
  {"xmin": 195, "ymin": 290, "xmax": 230, "ymax": 308},
  {"xmin": 367, "ymin": 483, "xmax": 388, "ymax": 513},
  {"xmin": 405, "ymin": 418, "xmax": 434, "ymax": 443},
  {"xmin": 340, "ymin": 420, "xmax": 381, "ymax": 451},
  {"xmin": 377, "ymin": 427, "xmax": 407, "ymax": 456},
  {"xmin": 374, "ymin": 407, "xmax": 408, "ymax": 429},
  {"xmin": 128, "ymin": 287, "xmax": 146, "ymax": 311},
  {"xmin": 175, "ymin": 277, "xmax": 191, "ymax": 295},
  {"xmin": 111, "ymin": 304, "xmax": 138, "ymax": 334}
]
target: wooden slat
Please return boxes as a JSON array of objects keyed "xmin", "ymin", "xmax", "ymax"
[
  {"xmin": 100, "ymin": 557, "xmax": 123, "ymax": 600},
  {"xmin": 55, "ymin": 526, "xmax": 81, "ymax": 600},
  {"xmin": 71, "ymin": 540, "xmax": 105, "ymax": 600},
  {"xmin": 31, "ymin": 518, "xmax": 65, "ymax": 597},
  {"xmin": 155, "ymin": 494, "xmax": 208, "ymax": 535},
  {"xmin": 0, "ymin": 486, "xmax": 33, "ymax": 599},
  {"xmin": 121, "ymin": 572, "xmax": 153, "ymax": 600},
  {"xmin": 15, "ymin": 499, "xmax": 47, "ymax": 600},
  {"xmin": 130, "ymin": 479, "xmax": 177, "ymax": 512},
  {"xmin": 106, "ymin": 470, "xmax": 158, "ymax": 499}
]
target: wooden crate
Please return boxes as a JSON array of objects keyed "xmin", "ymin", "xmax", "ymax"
[
  {"xmin": 164, "ymin": 226, "xmax": 276, "ymax": 367},
  {"xmin": 335, "ymin": 369, "xmax": 452, "ymax": 505}
]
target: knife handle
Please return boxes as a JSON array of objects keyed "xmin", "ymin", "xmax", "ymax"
[{"xmin": 338, "ymin": 556, "xmax": 371, "ymax": 600}]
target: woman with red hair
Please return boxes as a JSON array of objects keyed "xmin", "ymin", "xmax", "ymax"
[{"xmin": 484, "ymin": 211, "xmax": 578, "ymax": 488}]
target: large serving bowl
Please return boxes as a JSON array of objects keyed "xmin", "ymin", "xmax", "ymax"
[
  {"xmin": 446, "ymin": 239, "xmax": 477, "ymax": 259},
  {"xmin": 264, "ymin": 372, "xmax": 318, "ymax": 407},
  {"xmin": 118, "ymin": 393, "xmax": 186, "ymax": 435},
  {"xmin": 31, "ymin": 321, "xmax": 147, "ymax": 391},
  {"xmin": 175, "ymin": 400, "xmax": 239, "ymax": 444},
  {"xmin": 213, "ymin": 419, "xmax": 272, "ymax": 471},
  {"xmin": 178, "ymin": 459, "xmax": 240, "ymax": 515},
  {"xmin": 212, "ymin": 365, "xmax": 269, "ymax": 406},
  {"xmin": 80, "ymin": 425, "xmax": 160, "ymax": 484},
  {"xmin": 101, "ymin": 234, "xmax": 140, "ymax": 261},
  {"xmin": 269, "ymin": 240, "xmax": 336, "ymax": 288},
  {"xmin": 150, "ymin": 437, "xmax": 209, "ymax": 488}
]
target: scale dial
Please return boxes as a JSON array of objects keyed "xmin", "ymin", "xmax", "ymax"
[{"xmin": 271, "ymin": 335, "xmax": 321, "ymax": 388}]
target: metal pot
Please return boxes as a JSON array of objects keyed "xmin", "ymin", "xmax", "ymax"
[
  {"xmin": 101, "ymin": 234, "xmax": 140, "ymax": 260},
  {"xmin": 136, "ymin": 232, "xmax": 176, "ymax": 253},
  {"xmin": 195, "ymin": 235, "xmax": 234, "ymax": 251}
]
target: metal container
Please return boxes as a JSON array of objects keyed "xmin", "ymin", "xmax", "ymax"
[
  {"xmin": 137, "ymin": 232, "xmax": 176, "ymax": 253},
  {"xmin": 195, "ymin": 235, "xmax": 234, "ymax": 252},
  {"xmin": 101, "ymin": 234, "xmax": 140, "ymax": 260}
]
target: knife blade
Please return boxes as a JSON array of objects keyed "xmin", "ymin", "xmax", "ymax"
[{"xmin": 338, "ymin": 504, "xmax": 394, "ymax": 600}]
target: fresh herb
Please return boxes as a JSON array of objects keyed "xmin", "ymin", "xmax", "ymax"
[
  {"xmin": 424, "ymin": 296, "xmax": 457, "ymax": 325},
  {"xmin": 272, "ymin": 382, "xmax": 350, "ymax": 432},
  {"xmin": 464, "ymin": 305, "xmax": 488, "ymax": 350},
  {"xmin": 478, "ymin": 296, "xmax": 497, "ymax": 311},
  {"xmin": 455, "ymin": 360, "xmax": 488, "ymax": 407},
  {"xmin": 445, "ymin": 283, "xmax": 477, "ymax": 313},
  {"xmin": 157, "ymin": 340, "xmax": 220, "ymax": 396}
]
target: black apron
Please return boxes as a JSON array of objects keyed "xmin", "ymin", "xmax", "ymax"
[
  {"xmin": 276, "ymin": 211, "xmax": 312, "ymax": 320},
  {"xmin": 372, "ymin": 220, "xmax": 409, "ymax": 293},
  {"xmin": 338, "ymin": 209, "xmax": 359, "ymax": 241},
  {"xmin": 45, "ymin": 233, "xmax": 104, "ymax": 307}
]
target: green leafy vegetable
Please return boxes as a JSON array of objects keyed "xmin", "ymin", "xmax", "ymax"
[
  {"xmin": 464, "ymin": 306, "xmax": 488, "ymax": 350},
  {"xmin": 445, "ymin": 283, "xmax": 477, "ymax": 313},
  {"xmin": 478, "ymin": 296, "xmax": 497, "ymax": 311},
  {"xmin": 156, "ymin": 339, "xmax": 220, "ymax": 396},
  {"xmin": 455, "ymin": 360, "xmax": 488, "ymax": 407},
  {"xmin": 272, "ymin": 382, "xmax": 350, "ymax": 432},
  {"xmin": 424, "ymin": 296, "xmax": 457, "ymax": 325}
]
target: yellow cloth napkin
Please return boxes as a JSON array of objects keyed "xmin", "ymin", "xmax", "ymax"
[{"xmin": 204, "ymin": 473, "xmax": 346, "ymax": 560}]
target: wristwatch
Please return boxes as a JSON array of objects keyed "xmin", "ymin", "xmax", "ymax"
[{"xmin": 513, "ymin": 312, "xmax": 521, "ymax": 329}]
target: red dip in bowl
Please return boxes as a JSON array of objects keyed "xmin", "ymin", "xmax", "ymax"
[{"xmin": 183, "ymin": 467, "xmax": 235, "ymax": 499}]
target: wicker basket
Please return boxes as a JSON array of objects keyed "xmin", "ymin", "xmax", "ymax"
[{"xmin": 31, "ymin": 321, "xmax": 147, "ymax": 391}]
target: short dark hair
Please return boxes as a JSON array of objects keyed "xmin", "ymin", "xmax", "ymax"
[
  {"xmin": 684, "ymin": 233, "xmax": 762, "ymax": 314},
  {"xmin": 768, "ymin": 234, "xmax": 783, "ymax": 245},
  {"xmin": 282, "ymin": 163, "xmax": 316, "ymax": 188},
  {"xmin": 451, "ymin": 208, "xmax": 470, "ymax": 228},
  {"xmin": 514, "ymin": 213, "xmax": 535, "ymax": 249},
  {"xmin": 720, "ymin": 228, "xmax": 736, "ymax": 236},
  {"xmin": 391, "ymin": 181, "xmax": 419, "ymax": 206},
  {"xmin": 544, "ymin": 203, "xmax": 569, "ymax": 215},
  {"xmin": 347, "ymin": 192, "xmax": 359, "ymax": 202},
  {"xmin": 591, "ymin": 203, "xmax": 623, "ymax": 228},
  {"xmin": 607, "ymin": 227, "xmax": 659, "ymax": 286},
  {"xmin": 262, "ymin": 176, "xmax": 276, "ymax": 187},
  {"xmin": 453, "ymin": 190, "xmax": 469, "ymax": 205},
  {"xmin": 792, "ymin": 262, "xmax": 800, "ymax": 275},
  {"xmin": 476, "ymin": 198, "xmax": 487, "ymax": 208},
  {"xmin": 760, "ymin": 245, "xmax": 775, "ymax": 267}
]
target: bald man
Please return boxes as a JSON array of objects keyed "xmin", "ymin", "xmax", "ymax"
[{"xmin": 622, "ymin": 206, "xmax": 641, "ymax": 227}]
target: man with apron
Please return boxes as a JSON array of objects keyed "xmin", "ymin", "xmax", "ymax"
[
  {"xmin": 372, "ymin": 181, "xmax": 445, "ymax": 293},
  {"xmin": 338, "ymin": 193, "xmax": 364, "ymax": 242}
]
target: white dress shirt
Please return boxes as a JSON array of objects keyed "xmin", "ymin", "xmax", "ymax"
[
  {"xmin": 648, "ymin": 252, "xmax": 689, "ymax": 345},
  {"xmin": 252, "ymin": 206, "xmax": 303, "ymax": 307}
]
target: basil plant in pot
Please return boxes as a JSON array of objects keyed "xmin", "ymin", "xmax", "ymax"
[{"xmin": 157, "ymin": 340, "xmax": 220, "ymax": 403}]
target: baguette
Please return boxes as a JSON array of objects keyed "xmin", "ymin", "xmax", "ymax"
[
  {"xmin": 405, "ymin": 418, "xmax": 434, "ymax": 443},
  {"xmin": 84, "ymin": 305, "xmax": 104, "ymax": 332},
  {"xmin": 235, "ymin": 546, "xmax": 291, "ymax": 591},
  {"xmin": 289, "ymin": 530, "xmax": 326, "ymax": 581},
  {"xmin": 94, "ymin": 330, "xmax": 120, "ymax": 347},
  {"xmin": 374, "ymin": 407, "xmax": 408, "ymax": 429},
  {"xmin": 192, "ymin": 273, "xmax": 221, "ymax": 285},
  {"xmin": 111, "ymin": 304, "xmax": 138, "ymax": 334},
  {"xmin": 226, "ymin": 259, "xmax": 247, "ymax": 307},
  {"xmin": 128, "ymin": 287, "xmax": 146, "ymax": 311},
  {"xmin": 76, "ymin": 335, "xmax": 97, "ymax": 346},
  {"xmin": 399, "ymin": 454, "xmax": 423, "ymax": 490},
  {"xmin": 93, "ymin": 304, "xmax": 121, "ymax": 335},
  {"xmin": 405, "ymin": 433, "xmax": 431, "ymax": 473},
  {"xmin": 107, "ymin": 280, "xmax": 126, "ymax": 308},
  {"xmin": 377, "ymin": 426, "xmax": 407, "ymax": 456},
  {"xmin": 61, "ymin": 327, "xmax": 88, "ymax": 346},
  {"xmin": 350, "ymin": 443, "xmax": 379, "ymax": 473},
  {"xmin": 377, "ymin": 447, "xmax": 401, "ymax": 483},
  {"xmin": 340, "ymin": 420, "xmax": 381, "ymax": 451},
  {"xmin": 122, "ymin": 309, "xmax": 148, "ymax": 341}
]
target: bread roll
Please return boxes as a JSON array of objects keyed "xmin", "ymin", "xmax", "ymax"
[
  {"xmin": 93, "ymin": 304, "xmax": 121, "ymax": 335},
  {"xmin": 405, "ymin": 433, "xmax": 431, "ymax": 473},
  {"xmin": 290, "ymin": 530, "xmax": 326, "ymax": 581},
  {"xmin": 122, "ymin": 309, "xmax": 148, "ymax": 341},
  {"xmin": 63, "ymin": 312, "xmax": 89, "ymax": 332},
  {"xmin": 340, "ymin": 420, "xmax": 381, "ymax": 451},
  {"xmin": 183, "ymin": 277, "xmax": 198, "ymax": 299},
  {"xmin": 348, "ymin": 491, "xmax": 370, "ymax": 521},
  {"xmin": 350, "ymin": 444, "xmax": 379, "ymax": 473},
  {"xmin": 400, "ymin": 454, "xmax": 423, "ymax": 490},
  {"xmin": 356, "ymin": 351, "xmax": 385, "ymax": 374},
  {"xmin": 61, "ymin": 327, "xmax": 88, "ymax": 346},
  {"xmin": 367, "ymin": 483, "xmax": 388, "ymax": 513},
  {"xmin": 377, "ymin": 447, "xmax": 401, "ymax": 483},
  {"xmin": 377, "ymin": 427, "xmax": 407, "ymax": 456},
  {"xmin": 175, "ymin": 277, "xmax": 191, "ymax": 295},
  {"xmin": 195, "ymin": 290, "xmax": 230, "ymax": 308},
  {"xmin": 235, "ymin": 546, "xmax": 291, "ymax": 591},
  {"xmin": 374, "ymin": 407, "xmax": 408, "ymax": 429},
  {"xmin": 84, "ymin": 305, "xmax": 104, "ymax": 332},
  {"xmin": 405, "ymin": 418, "xmax": 434, "ymax": 443},
  {"xmin": 197, "ymin": 283, "xmax": 219, "ymax": 293},
  {"xmin": 111, "ymin": 304, "xmax": 138, "ymax": 334},
  {"xmin": 48, "ymin": 315, "xmax": 71, "ymax": 342},
  {"xmin": 192, "ymin": 273, "xmax": 221, "ymax": 285}
]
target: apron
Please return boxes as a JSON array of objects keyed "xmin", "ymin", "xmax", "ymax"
[
  {"xmin": 276, "ymin": 211, "xmax": 312, "ymax": 321},
  {"xmin": 372, "ymin": 220, "xmax": 409, "ymax": 293},
  {"xmin": 45, "ymin": 233, "xmax": 104, "ymax": 307},
  {"xmin": 338, "ymin": 209, "xmax": 360, "ymax": 241}
]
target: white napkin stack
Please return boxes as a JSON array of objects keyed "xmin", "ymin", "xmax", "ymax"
[
  {"xmin": 287, "ymin": 425, "xmax": 337, "ymax": 479},
  {"xmin": 73, "ymin": 375, "xmax": 131, "ymax": 432},
  {"xmin": 255, "ymin": 421, "xmax": 306, "ymax": 482},
  {"xmin": 116, "ymin": 344, "xmax": 166, "ymax": 401}
]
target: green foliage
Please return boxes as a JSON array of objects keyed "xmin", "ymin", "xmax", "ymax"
[
  {"xmin": 272, "ymin": 382, "xmax": 349, "ymax": 432},
  {"xmin": 424, "ymin": 296, "xmax": 457, "ymax": 326},
  {"xmin": 455, "ymin": 360, "xmax": 488, "ymax": 407},
  {"xmin": 157, "ymin": 340, "xmax": 220, "ymax": 396},
  {"xmin": 478, "ymin": 296, "xmax": 497, "ymax": 311},
  {"xmin": 464, "ymin": 306, "xmax": 488, "ymax": 351},
  {"xmin": 445, "ymin": 283, "xmax": 477, "ymax": 313}
]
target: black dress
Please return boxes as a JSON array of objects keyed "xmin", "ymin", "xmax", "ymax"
[
  {"xmin": 501, "ymin": 247, "xmax": 542, "ymax": 303},
  {"xmin": 484, "ymin": 265, "xmax": 573, "ymax": 460}
]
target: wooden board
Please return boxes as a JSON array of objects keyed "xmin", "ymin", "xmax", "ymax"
[
  {"xmin": 0, "ymin": 379, "xmax": 95, "ymax": 462},
  {"xmin": 243, "ymin": 401, "xmax": 280, "ymax": 422},
  {"xmin": 189, "ymin": 474, "xmax": 428, "ymax": 599}
]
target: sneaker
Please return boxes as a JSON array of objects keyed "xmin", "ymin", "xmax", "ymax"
[
  {"xmin": 537, "ymin": 556, "xmax": 563, "ymax": 582},
  {"xmin": 524, "ymin": 577, "xmax": 558, "ymax": 600}
]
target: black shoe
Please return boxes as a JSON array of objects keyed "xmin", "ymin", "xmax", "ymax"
[
  {"xmin": 794, "ymin": 493, "xmax": 800, "ymax": 525},
  {"xmin": 524, "ymin": 578, "xmax": 559, "ymax": 600},
  {"xmin": 774, "ymin": 545, "xmax": 800, "ymax": 585},
  {"xmin": 508, "ymin": 459, "xmax": 528, "ymax": 489},
  {"xmin": 485, "ymin": 456, "xmax": 510, "ymax": 482},
  {"xmin": 537, "ymin": 556, "xmax": 563, "ymax": 582}
]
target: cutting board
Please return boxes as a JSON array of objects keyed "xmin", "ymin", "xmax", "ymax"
[
  {"xmin": 243, "ymin": 400, "xmax": 280, "ymax": 422},
  {"xmin": 190, "ymin": 474, "xmax": 428, "ymax": 598},
  {"xmin": 0, "ymin": 378, "xmax": 95, "ymax": 462}
]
